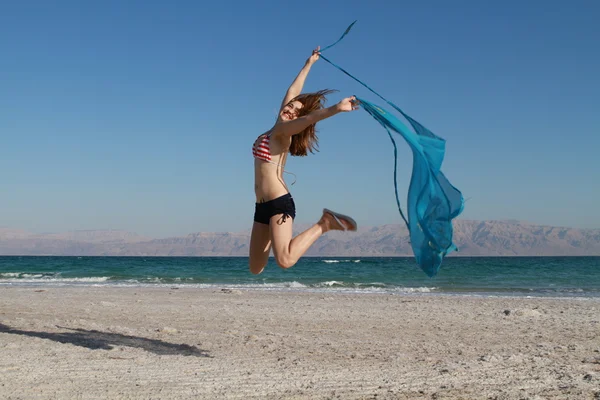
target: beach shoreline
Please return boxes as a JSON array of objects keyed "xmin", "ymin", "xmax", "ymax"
[{"xmin": 1, "ymin": 286, "xmax": 598, "ymax": 399}]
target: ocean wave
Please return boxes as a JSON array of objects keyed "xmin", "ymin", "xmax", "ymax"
[
  {"xmin": 1, "ymin": 274, "xmax": 595, "ymax": 298},
  {"xmin": 0, "ymin": 276, "xmax": 435, "ymax": 294},
  {"xmin": 1, "ymin": 272, "xmax": 60, "ymax": 279},
  {"xmin": 319, "ymin": 281, "xmax": 345, "ymax": 287},
  {"xmin": 322, "ymin": 259, "xmax": 361, "ymax": 263},
  {"xmin": 0, "ymin": 274, "xmax": 111, "ymax": 283},
  {"xmin": 0, "ymin": 272, "xmax": 22, "ymax": 278}
]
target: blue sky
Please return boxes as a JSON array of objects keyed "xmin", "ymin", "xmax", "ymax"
[{"xmin": 1, "ymin": 0, "xmax": 599, "ymax": 237}]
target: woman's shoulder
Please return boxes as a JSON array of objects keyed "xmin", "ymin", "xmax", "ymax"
[{"xmin": 269, "ymin": 128, "xmax": 291, "ymax": 144}]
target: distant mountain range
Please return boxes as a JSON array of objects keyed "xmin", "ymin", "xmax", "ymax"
[{"xmin": 1, "ymin": 220, "xmax": 599, "ymax": 257}]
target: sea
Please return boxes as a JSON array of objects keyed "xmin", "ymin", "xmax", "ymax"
[{"xmin": 1, "ymin": 256, "xmax": 599, "ymax": 298}]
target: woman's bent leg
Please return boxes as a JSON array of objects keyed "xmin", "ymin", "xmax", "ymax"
[{"xmin": 270, "ymin": 210, "xmax": 355, "ymax": 269}]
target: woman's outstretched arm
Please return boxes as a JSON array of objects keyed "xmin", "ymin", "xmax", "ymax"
[
  {"xmin": 279, "ymin": 46, "xmax": 320, "ymax": 111},
  {"xmin": 272, "ymin": 96, "xmax": 359, "ymax": 138}
]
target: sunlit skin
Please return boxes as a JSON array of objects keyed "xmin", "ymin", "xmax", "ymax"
[{"xmin": 249, "ymin": 47, "xmax": 360, "ymax": 274}]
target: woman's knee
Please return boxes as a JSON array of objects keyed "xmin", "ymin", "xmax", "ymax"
[
  {"xmin": 249, "ymin": 260, "xmax": 267, "ymax": 275},
  {"xmin": 274, "ymin": 254, "xmax": 296, "ymax": 269}
]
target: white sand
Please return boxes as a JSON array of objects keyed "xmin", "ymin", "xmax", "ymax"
[{"xmin": 1, "ymin": 287, "xmax": 599, "ymax": 399}]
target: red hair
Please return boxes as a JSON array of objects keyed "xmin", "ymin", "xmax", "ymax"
[{"xmin": 289, "ymin": 89, "xmax": 337, "ymax": 156}]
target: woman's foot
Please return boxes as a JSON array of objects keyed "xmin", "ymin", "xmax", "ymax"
[{"xmin": 320, "ymin": 209, "xmax": 358, "ymax": 232}]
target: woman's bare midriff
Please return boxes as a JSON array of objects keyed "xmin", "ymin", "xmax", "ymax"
[{"xmin": 254, "ymin": 159, "xmax": 290, "ymax": 203}]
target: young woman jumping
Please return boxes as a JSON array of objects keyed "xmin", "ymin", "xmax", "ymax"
[{"xmin": 249, "ymin": 46, "xmax": 359, "ymax": 275}]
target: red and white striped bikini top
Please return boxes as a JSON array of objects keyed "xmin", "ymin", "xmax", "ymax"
[
  {"xmin": 252, "ymin": 131, "xmax": 297, "ymax": 184},
  {"xmin": 252, "ymin": 133, "xmax": 272, "ymax": 162}
]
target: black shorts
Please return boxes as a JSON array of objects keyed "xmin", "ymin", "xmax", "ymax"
[{"xmin": 254, "ymin": 193, "xmax": 296, "ymax": 225}]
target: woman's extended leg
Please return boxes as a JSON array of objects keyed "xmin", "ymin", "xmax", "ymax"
[{"xmin": 270, "ymin": 210, "xmax": 356, "ymax": 269}]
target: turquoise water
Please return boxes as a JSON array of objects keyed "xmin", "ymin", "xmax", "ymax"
[{"xmin": 1, "ymin": 256, "xmax": 599, "ymax": 297}]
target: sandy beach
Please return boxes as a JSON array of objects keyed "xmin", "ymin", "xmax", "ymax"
[{"xmin": 0, "ymin": 287, "xmax": 598, "ymax": 399}]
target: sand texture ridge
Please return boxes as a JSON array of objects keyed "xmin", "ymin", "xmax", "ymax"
[{"xmin": 1, "ymin": 287, "xmax": 599, "ymax": 399}]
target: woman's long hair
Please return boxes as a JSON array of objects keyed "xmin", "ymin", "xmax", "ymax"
[{"xmin": 289, "ymin": 89, "xmax": 337, "ymax": 156}]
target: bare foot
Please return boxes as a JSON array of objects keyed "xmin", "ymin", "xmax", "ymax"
[{"xmin": 319, "ymin": 209, "xmax": 357, "ymax": 232}]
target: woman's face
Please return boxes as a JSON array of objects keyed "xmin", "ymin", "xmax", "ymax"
[{"xmin": 280, "ymin": 101, "xmax": 303, "ymax": 121}]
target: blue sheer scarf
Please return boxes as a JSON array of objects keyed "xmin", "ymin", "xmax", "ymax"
[{"xmin": 320, "ymin": 22, "xmax": 465, "ymax": 277}]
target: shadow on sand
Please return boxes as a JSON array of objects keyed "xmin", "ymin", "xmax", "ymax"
[{"xmin": 0, "ymin": 323, "xmax": 211, "ymax": 357}]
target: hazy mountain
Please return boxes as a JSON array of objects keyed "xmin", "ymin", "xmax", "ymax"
[{"xmin": 1, "ymin": 220, "xmax": 599, "ymax": 257}]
